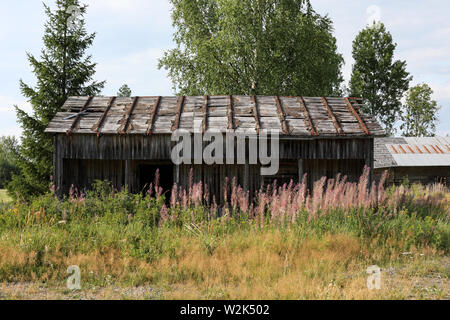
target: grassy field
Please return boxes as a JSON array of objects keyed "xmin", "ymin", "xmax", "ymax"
[{"xmin": 0, "ymin": 171, "xmax": 448, "ymax": 300}]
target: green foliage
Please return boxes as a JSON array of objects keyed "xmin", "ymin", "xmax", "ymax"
[
  {"xmin": 401, "ymin": 83, "xmax": 440, "ymax": 137},
  {"xmin": 117, "ymin": 84, "xmax": 132, "ymax": 97},
  {"xmin": 0, "ymin": 181, "xmax": 447, "ymax": 286},
  {"xmin": 159, "ymin": 0, "xmax": 344, "ymax": 96},
  {"xmin": 8, "ymin": 0, "xmax": 105, "ymax": 200},
  {"xmin": 0, "ymin": 136, "xmax": 20, "ymax": 189},
  {"xmin": 349, "ymin": 22, "xmax": 411, "ymax": 135}
]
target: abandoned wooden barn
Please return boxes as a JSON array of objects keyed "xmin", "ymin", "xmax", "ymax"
[
  {"xmin": 374, "ymin": 137, "xmax": 450, "ymax": 186},
  {"xmin": 45, "ymin": 96, "xmax": 385, "ymax": 201}
]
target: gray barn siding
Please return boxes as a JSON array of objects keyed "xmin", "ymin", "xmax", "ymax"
[
  {"xmin": 55, "ymin": 134, "xmax": 373, "ymax": 161},
  {"xmin": 54, "ymin": 133, "xmax": 374, "ymax": 198},
  {"xmin": 374, "ymin": 166, "xmax": 449, "ymax": 186}
]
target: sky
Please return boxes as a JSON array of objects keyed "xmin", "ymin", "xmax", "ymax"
[{"xmin": 0, "ymin": 0, "xmax": 449, "ymax": 137}]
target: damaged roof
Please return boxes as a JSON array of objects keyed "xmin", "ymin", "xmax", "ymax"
[{"xmin": 45, "ymin": 96, "xmax": 385, "ymax": 137}]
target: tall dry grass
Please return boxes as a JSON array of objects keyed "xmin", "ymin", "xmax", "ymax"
[{"xmin": 0, "ymin": 168, "xmax": 448, "ymax": 299}]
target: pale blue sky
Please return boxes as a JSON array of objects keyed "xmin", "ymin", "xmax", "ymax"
[{"xmin": 0, "ymin": 0, "xmax": 449, "ymax": 137}]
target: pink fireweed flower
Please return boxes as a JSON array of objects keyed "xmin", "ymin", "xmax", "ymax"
[
  {"xmin": 188, "ymin": 168, "xmax": 194, "ymax": 198},
  {"xmin": 312, "ymin": 176, "xmax": 326, "ymax": 214},
  {"xmin": 159, "ymin": 204, "xmax": 169, "ymax": 228},
  {"xmin": 231, "ymin": 177, "xmax": 238, "ymax": 212},
  {"xmin": 357, "ymin": 166, "xmax": 370, "ymax": 207},
  {"xmin": 237, "ymin": 188, "xmax": 249, "ymax": 214},
  {"xmin": 377, "ymin": 170, "xmax": 388, "ymax": 204},
  {"xmin": 182, "ymin": 189, "xmax": 188, "ymax": 209},
  {"xmin": 147, "ymin": 183, "xmax": 153, "ymax": 198},
  {"xmin": 204, "ymin": 183, "xmax": 210, "ymax": 206},
  {"xmin": 223, "ymin": 177, "xmax": 229, "ymax": 204},
  {"xmin": 170, "ymin": 183, "xmax": 178, "ymax": 208}
]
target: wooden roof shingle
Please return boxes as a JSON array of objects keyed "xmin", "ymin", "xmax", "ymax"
[{"xmin": 45, "ymin": 96, "xmax": 385, "ymax": 137}]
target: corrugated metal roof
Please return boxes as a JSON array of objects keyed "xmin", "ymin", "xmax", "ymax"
[
  {"xmin": 44, "ymin": 96, "xmax": 386, "ymax": 137},
  {"xmin": 390, "ymin": 154, "xmax": 450, "ymax": 167},
  {"xmin": 387, "ymin": 143, "xmax": 449, "ymax": 154},
  {"xmin": 375, "ymin": 137, "xmax": 450, "ymax": 168},
  {"xmin": 403, "ymin": 136, "xmax": 450, "ymax": 146}
]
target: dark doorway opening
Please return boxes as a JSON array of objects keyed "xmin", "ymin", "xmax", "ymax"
[{"xmin": 139, "ymin": 163, "xmax": 174, "ymax": 199}]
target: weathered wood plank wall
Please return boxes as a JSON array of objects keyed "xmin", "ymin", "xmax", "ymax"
[
  {"xmin": 55, "ymin": 134, "xmax": 373, "ymax": 160},
  {"xmin": 54, "ymin": 134, "xmax": 374, "ymax": 199},
  {"xmin": 374, "ymin": 166, "xmax": 449, "ymax": 186}
]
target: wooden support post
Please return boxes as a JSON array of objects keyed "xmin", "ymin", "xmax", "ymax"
[
  {"xmin": 367, "ymin": 138, "xmax": 374, "ymax": 186},
  {"xmin": 298, "ymin": 159, "xmax": 304, "ymax": 183},
  {"xmin": 53, "ymin": 135, "xmax": 63, "ymax": 198},
  {"xmin": 175, "ymin": 164, "xmax": 180, "ymax": 184},
  {"xmin": 125, "ymin": 160, "xmax": 130, "ymax": 190},
  {"xmin": 244, "ymin": 144, "xmax": 249, "ymax": 192}
]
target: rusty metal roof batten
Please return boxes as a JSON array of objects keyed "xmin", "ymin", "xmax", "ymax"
[
  {"xmin": 120, "ymin": 96, "xmax": 139, "ymax": 135},
  {"xmin": 227, "ymin": 95, "xmax": 235, "ymax": 130},
  {"xmin": 435, "ymin": 145, "xmax": 445, "ymax": 154},
  {"xmin": 274, "ymin": 96, "xmax": 289, "ymax": 135},
  {"xmin": 345, "ymin": 97, "xmax": 370, "ymax": 135},
  {"xmin": 202, "ymin": 96, "xmax": 208, "ymax": 134},
  {"xmin": 321, "ymin": 97, "xmax": 343, "ymax": 135},
  {"xmin": 48, "ymin": 96, "xmax": 386, "ymax": 136},
  {"xmin": 251, "ymin": 96, "xmax": 261, "ymax": 134},
  {"xmin": 298, "ymin": 97, "xmax": 318, "ymax": 136},
  {"xmin": 147, "ymin": 96, "xmax": 161, "ymax": 135},
  {"xmin": 66, "ymin": 96, "xmax": 93, "ymax": 136},
  {"xmin": 93, "ymin": 96, "xmax": 115, "ymax": 137},
  {"xmin": 172, "ymin": 96, "xmax": 185, "ymax": 131}
]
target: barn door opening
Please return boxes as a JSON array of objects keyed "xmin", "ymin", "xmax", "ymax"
[{"xmin": 138, "ymin": 163, "xmax": 174, "ymax": 198}]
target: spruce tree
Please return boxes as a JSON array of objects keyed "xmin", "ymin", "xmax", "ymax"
[
  {"xmin": 9, "ymin": 0, "xmax": 105, "ymax": 199},
  {"xmin": 117, "ymin": 84, "xmax": 132, "ymax": 97}
]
